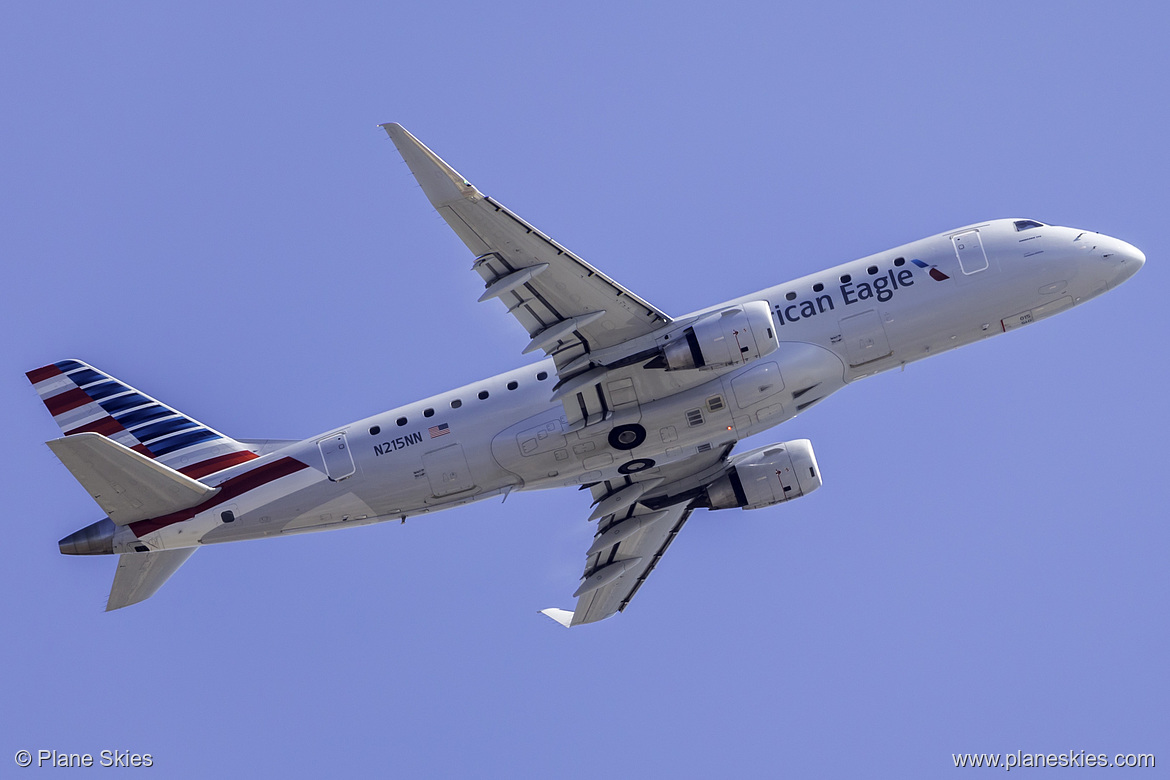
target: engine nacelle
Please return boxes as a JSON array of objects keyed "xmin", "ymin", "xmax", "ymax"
[
  {"xmin": 661, "ymin": 300, "xmax": 778, "ymax": 371},
  {"xmin": 704, "ymin": 439, "xmax": 822, "ymax": 510}
]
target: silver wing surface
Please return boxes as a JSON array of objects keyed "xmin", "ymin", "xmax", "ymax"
[
  {"xmin": 106, "ymin": 548, "xmax": 197, "ymax": 611},
  {"xmin": 542, "ymin": 446, "xmax": 733, "ymax": 627},
  {"xmin": 46, "ymin": 433, "xmax": 219, "ymax": 525},
  {"xmin": 381, "ymin": 124, "xmax": 672, "ymax": 369},
  {"xmin": 551, "ymin": 501, "xmax": 693, "ymax": 627}
]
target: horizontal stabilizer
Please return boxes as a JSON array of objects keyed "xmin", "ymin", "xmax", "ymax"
[
  {"xmin": 47, "ymin": 432, "xmax": 219, "ymax": 525},
  {"xmin": 107, "ymin": 548, "xmax": 197, "ymax": 611},
  {"xmin": 539, "ymin": 608, "xmax": 574, "ymax": 628}
]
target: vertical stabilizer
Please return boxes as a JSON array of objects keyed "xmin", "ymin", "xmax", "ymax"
[{"xmin": 27, "ymin": 360, "xmax": 259, "ymax": 480}]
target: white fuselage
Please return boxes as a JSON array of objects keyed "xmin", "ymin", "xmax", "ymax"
[{"xmin": 111, "ymin": 219, "xmax": 1143, "ymax": 554}]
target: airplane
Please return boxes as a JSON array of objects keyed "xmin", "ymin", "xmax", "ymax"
[{"xmin": 30, "ymin": 124, "xmax": 1145, "ymax": 626}]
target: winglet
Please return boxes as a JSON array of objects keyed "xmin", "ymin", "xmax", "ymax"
[
  {"xmin": 379, "ymin": 123, "xmax": 482, "ymax": 208},
  {"xmin": 539, "ymin": 608, "xmax": 575, "ymax": 628}
]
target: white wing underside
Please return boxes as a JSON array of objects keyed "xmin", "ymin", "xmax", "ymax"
[
  {"xmin": 566, "ymin": 500, "xmax": 693, "ymax": 625},
  {"xmin": 548, "ymin": 446, "xmax": 732, "ymax": 626},
  {"xmin": 381, "ymin": 123, "xmax": 672, "ymax": 379},
  {"xmin": 46, "ymin": 432, "xmax": 219, "ymax": 525},
  {"xmin": 106, "ymin": 548, "xmax": 197, "ymax": 611}
]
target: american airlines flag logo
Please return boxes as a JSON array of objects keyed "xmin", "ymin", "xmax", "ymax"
[
  {"xmin": 911, "ymin": 257, "xmax": 950, "ymax": 281},
  {"xmin": 428, "ymin": 423, "xmax": 450, "ymax": 438}
]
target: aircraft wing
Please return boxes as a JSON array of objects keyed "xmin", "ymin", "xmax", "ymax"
[
  {"xmin": 542, "ymin": 447, "xmax": 732, "ymax": 627},
  {"xmin": 543, "ymin": 500, "xmax": 694, "ymax": 627},
  {"xmin": 381, "ymin": 124, "xmax": 672, "ymax": 367}
]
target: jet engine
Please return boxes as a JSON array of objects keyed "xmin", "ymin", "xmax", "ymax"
[
  {"xmin": 657, "ymin": 301, "xmax": 779, "ymax": 371},
  {"xmin": 703, "ymin": 439, "xmax": 822, "ymax": 510}
]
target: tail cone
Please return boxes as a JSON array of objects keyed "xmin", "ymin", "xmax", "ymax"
[{"xmin": 59, "ymin": 518, "xmax": 116, "ymax": 555}]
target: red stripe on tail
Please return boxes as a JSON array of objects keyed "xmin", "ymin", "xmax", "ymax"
[
  {"xmin": 45, "ymin": 387, "xmax": 93, "ymax": 416},
  {"xmin": 64, "ymin": 416, "xmax": 125, "ymax": 437},
  {"xmin": 26, "ymin": 365, "xmax": 63, "ymax": 384}
]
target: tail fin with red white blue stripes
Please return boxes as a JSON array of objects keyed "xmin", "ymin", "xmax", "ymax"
[{"xmin": 26, "ymin": 359, "xmax": 259, "ymax": 480}]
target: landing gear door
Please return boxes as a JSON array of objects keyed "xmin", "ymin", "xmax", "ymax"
[
  {"xmin": 952, "ymin": 230, "xmax": 989, "ymax": 274},
  {"xmin": 318, "ymin": 433, "xmax": 356, "ymax": 482}
]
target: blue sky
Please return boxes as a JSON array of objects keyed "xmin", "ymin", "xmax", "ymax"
[{"xmin": 3, "ymin": 3, "xmax": 1166, "ymax": 777}]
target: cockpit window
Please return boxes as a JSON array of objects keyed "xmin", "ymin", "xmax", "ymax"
[{"xmin": 1013, "ymin": 220, "xmax": 1045, "ymax": 232}]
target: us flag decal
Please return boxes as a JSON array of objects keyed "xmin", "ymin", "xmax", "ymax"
[{"xmin": 428, "ymin": 423, "xmax": 450, "ymax": 438}]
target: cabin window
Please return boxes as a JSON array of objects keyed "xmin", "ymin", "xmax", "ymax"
[
  {"xmin": 785, "ymin": 291, "xmax": 797, "ymax": 301},
  {"xmin": 450, "ymin": 399, "xmax": 462, "ymax": 409},
  {"xmin": 507, "ymin": 380, "xmax": 518, "ymax": 390},
  {"xmin": 894, "ymin": 257, "xmax": 905, "ymax": 266},
  {"xmin": 369, "ymin": 425, "xmax": 380, "ymax": 435},
  {"xmin": 396, "ymin": 417, "xmax": 407, "ymax": 427},
  {"xmin": 812, "ymin": 282, "xmax": 824, "ymax": 293},
  {"xmin": 867, "ymin": 265, "xmax": 878, "ymax": 275},
  {"xmin": 478, "ymin": 390, "xmax": 489, "ymax": 400},
  {"xmin": 423, "ymin": 408, "xmax": 434, "ymax": 418},
  {"xmin": 537, "ymin": 371, "xmax": 548, "ymax": 381},
  {"xmin": 840, "ymin": 274, "xmax": 851, "ymax": 283}
]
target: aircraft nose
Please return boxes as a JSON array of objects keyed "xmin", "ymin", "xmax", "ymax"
[{"xmin": 1105, "ymin": 237, "xmax": 1145, "ymax": 288}]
